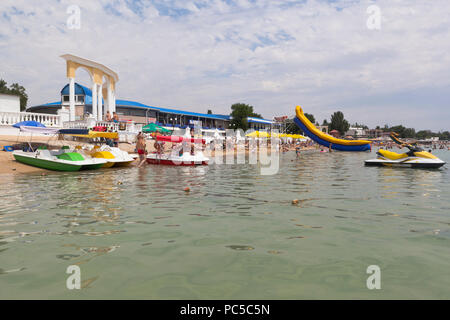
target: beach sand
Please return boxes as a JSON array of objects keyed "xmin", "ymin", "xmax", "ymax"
[{"xmin": 0, "ymin": 135, "xmax": 142, "ymax": 175}]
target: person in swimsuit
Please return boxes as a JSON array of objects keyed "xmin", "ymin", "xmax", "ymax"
[{"xmin": 136, "ymin": 132, "xmax": 147, "ymax": 167}]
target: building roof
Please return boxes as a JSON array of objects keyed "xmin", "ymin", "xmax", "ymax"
[
  {"xmin": 29, "ymin": 83, "xmax": 274, "ymax": 123},
  {"xmin": 247, "ymin": 117, "xmax": 274, "ymax": 125},
  {"xmin": 40, "ymin": 102, "xmax": 61, "ymax": 106},
  {"xmin": 61, "ymin": 83, "xmax": 92, "ymax": 96}
]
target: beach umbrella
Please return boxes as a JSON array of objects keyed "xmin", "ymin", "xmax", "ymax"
[
  {"xmin": 291, "ymin": 134, "xmax": 306, "ymax": 139},
  {"xmin": 246, "ymin": 131, "xmax": 270, "ymax": 138},
  {"xmin": 13, "ymin": 120, "xmax": 46, "ymax": 128},
  {"xmin": 142, "ymin": 123, "xmax": 170, "ymax": 133},
  {"xmin": 246, "ymin": 131, "xmax": 259, "ymax": 137},
  {"xmin": 270, "ymin": 132, "xmax": 288, "ymax": 138}
]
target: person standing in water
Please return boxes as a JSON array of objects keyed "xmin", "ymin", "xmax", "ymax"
[{"xmin": 136, "ymin": 132, "xmax": 147, "ymax": 167}]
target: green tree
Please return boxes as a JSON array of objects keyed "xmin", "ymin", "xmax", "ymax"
[
  {"xmin": 390, "ymin": 125, "xmax": 405, "ymax": 136},
  {"xmin": 285, "ymin": 118, "xmax": 303, "ymax": 134},
  {"xmin": 438, "ymin": 131, "xmax": 450, "ymax": 140},
  {"xmin": 353, "ymin": 122, "xmax": 369, "ymax": 130},
  {"xmin": 0, "ymin": 79, "xmax": 8, "ymax": 92},
  {"xmin": 402, "ymin": 128, "xmax": 416, "ymax": 138},
  {"xmin": 0, "ymin": 79, "xmax": 28, "ymax": 111},
  {"xmin": 416, "ymin": 130, "xmax": 431, "ymax": 140},
  {"xmin": 304, "ymin": 113, "xmax": 315, "ymax": 125},
  {"xmin": 329, "ymin": 111, "xmax": 350, "ymax": 135},
  {"xmin": 229, "ymin": 103, "xmax": 261, "ymax": 131}
]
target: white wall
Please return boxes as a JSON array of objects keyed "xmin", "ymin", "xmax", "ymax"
[{"xmin": 0, "ymin": 94, "xmax": 20, "ymax": 113}]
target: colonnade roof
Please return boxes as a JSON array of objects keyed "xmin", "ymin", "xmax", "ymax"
[{"xmin": 30, "ymin": 83, "xmax": 275, "ymax": 124}]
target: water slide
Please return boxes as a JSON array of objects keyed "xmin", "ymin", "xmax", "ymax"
[{"xmin": 293, "ymin": 106, "xmax": 372, "ymax": 151}]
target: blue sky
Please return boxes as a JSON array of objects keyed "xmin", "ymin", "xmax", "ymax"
[{"xmin": 0, "ymin": 0, "xmax": 449, "ymax": 131}]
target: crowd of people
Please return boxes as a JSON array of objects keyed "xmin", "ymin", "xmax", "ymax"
[{"xmin": 133, "ymin": 129, "xmax": 450, "ymax": 167}]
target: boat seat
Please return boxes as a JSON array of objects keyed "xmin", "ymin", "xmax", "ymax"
[
  {"xmin": 378, "ymin": 149, "xmax": 408, "ymax": 160},
  {"xmin": 37, "ymin": 149, "xmax": 52, "ymax": 158}
]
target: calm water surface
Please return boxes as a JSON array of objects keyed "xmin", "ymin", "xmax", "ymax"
[{"xmin": 0, "ymin": 149, "xmax": 449, "ymax": 299}]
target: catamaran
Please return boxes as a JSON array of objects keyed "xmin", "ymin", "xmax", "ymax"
[
  {"xmin": 13, "ymin": 146, "xmax": 107, "ymax": 171},
  {"xmin": 80, "ymin": 145, "xmax": 135, "ymax": 168},
  {"xmin": 146, "ymin": 134, "xmax": 209, "ymax": 166},
  {"xmin": 59, "ymin": 129, "xmax": 135, "ymax": 168}
]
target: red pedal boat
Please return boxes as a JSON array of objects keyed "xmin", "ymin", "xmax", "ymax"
[{"xmin": 146, "ymin": 134, "xmax": 209, "ymax": 166}]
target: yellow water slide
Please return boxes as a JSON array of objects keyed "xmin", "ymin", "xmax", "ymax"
[{"xmin": 294, "ymin": 106, "xmax": 372, "ymax": 151}]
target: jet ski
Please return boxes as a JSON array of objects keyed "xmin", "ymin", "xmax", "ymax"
[{"xmin": 365, "ymin": 133, "xmax": 446, "ymax": 169}]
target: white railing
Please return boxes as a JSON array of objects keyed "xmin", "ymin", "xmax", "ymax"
[
  {"xmin": 64, "ymin": 119, "xmax": 139, "ymax": 132},
  {"xmin": 0, "ymin": 111, "xmax": 62, "ymax": 127},
  {"xmin": 63, "ymin": 120, "xmax": 94, "ymax": 129}
]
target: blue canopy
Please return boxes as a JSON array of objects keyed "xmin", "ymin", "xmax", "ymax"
[
  {"xmin": 13, "ymin": 121, "xmax": 46, "ymax": 128},
  {"xmin": 58, "ymin": 129, "xmax": 89, "ymax": 135}
]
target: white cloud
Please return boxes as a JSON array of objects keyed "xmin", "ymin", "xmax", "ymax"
[{"xmin": 0, "ymin": 0, "xmax": 449, "ymax": 130}]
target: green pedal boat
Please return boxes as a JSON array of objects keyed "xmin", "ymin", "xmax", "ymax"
[{"xmin": 13, "ymin": 148, "xmax": 108, "ymax": 172}]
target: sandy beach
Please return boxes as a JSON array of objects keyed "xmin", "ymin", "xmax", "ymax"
[
  {"xmin": 0, "ymin": 135, "xmax": 143, "ymax": 175},
  {"xmin": 0, "ymin": 134, "xmax": 318, "ymax": 175}
]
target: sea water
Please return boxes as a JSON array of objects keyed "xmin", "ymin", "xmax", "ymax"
[{"xmin": 0, "ymin": 149, "xmax": 449, "ymax": 299}]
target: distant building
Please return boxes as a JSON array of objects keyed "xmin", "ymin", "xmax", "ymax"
[
  {"xmin": 317, "ymin": 125, "xmax": 329, "ymax": 134},
  {"xmin": 27, "ymin": 83, "xmax": 275, "ymax": 131},
  {"xmin": 366, "ymin": 129, "xmax": 391, "ymax": 139},
  {"xmin": 247, "ymin": 117, "xmax": 275, "ymax": 130},
  {"xmin": 346, "ymin": 127, "xmax": 366, "ymax": 137},
  {"xmin": 0, "ymin": 93, "xmax": 20, "ymax": 113}
]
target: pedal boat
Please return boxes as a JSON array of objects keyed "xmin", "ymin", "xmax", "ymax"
[
  {"xmin": 80, "ymin": 146, "xmax": 135, "ymax": 168},
  {"xmin": 146, "ymin": 134, "xmax": 209, "ymax": 166},
  {"xmin": 146, "ymin": 151, "xmax": 209, "ymax": 166},
  {"xmin": 13, "ymin": 148, "xmax": 107, "ymax": 171}
]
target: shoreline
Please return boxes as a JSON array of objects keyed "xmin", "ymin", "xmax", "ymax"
[{"xmin": 0, "ymin": 134, "xmax": 319, "ymax": 175}]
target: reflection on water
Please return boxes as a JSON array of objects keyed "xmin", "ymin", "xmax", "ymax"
[{"xmin": 0, "ymin": 149, "xmax": 449, "ymax": 299}]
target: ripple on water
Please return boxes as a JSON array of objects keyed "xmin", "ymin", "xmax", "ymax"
[{"xmin": 0, "ymin": 150, "xmax": 449, "ymax": 299}]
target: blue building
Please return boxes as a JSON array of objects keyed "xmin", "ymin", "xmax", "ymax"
[{"xmin": 27, "ymin": 83, "xmax": 276, "ymax": 131}]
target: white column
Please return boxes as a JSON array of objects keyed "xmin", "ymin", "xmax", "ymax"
[
  {"xmin": 92, "ymin": 83, "xmax": 98, "ymax": 121},
  {"xmin": 97, "ymin": 84, "xmax": 103, "ymax": 121},
  {"xmin": 111, "ymin": 91, "xmax": 117, "ymax": 112},
  {"xmin": 69, "ymin": 77, "xmax": 75, "ymax": 121},
  {"xmin": 107, "ymin": 84, "xmax": 112, "ymax": 116}
]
